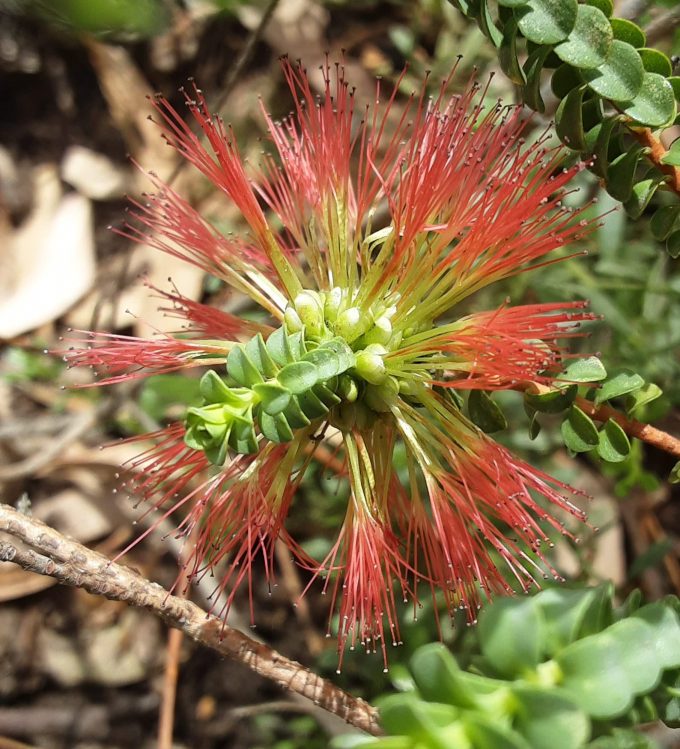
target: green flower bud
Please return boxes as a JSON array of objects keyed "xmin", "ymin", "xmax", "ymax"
[
  {"xmin": 355, "ymin": 344, "xmax": 387, "ymax": 385},
  {"xmin": 324, "ymin": 286, "xmax": 344, "ymax": 324},
  {"xmin": 338, "ymin": 374, "xmax": 359, "ymax": 402},
  {"xmin": 362, "ymin": 316, "xmax": 392, "ymax": 347},
  {"xmin": 335, "ymin": 306, "xmax": 371, "ymax": 343},
  {"xmin": 284, "ymin": 306, "xmax": 303, "ymax": 333},
  {"xmin": 294, "ymin": 291, "xmax": 325, "ymax": 339}
]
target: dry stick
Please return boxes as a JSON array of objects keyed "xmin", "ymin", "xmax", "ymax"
[
  {"xmin": 574, "ymin": 396, "xmax": 680, "ymax": 459},
  {"xmin": 157, "ymin": 525, "xmax": 198, "ymax": 749},
  {"xmin": 0, "ymin": 504, "xmax": 381, "ymax": 737}
]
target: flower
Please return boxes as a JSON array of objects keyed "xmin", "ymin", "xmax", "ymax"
[{"xmin": 64, "ymin": 58, "xmax": 596, "ymax": 670}]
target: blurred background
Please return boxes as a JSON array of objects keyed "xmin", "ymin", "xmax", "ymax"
[{"xmin": 1, "ymin": 1, "xmax": 680, "ymax": 747}]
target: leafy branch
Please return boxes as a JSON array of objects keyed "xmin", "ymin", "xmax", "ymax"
[
  {"xmin": 449, "ymin": 0, "xmax": 680, "ymax": 256},
  {"xmin": 341, "ymin": 585, "xmax": 680, "ymax": 749}
]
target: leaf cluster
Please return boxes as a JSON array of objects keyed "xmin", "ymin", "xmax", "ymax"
[
  {"xmin": 184, "ymin": 329, "xmax": 355, "ymax": 462},
  {"xmin": 338, "ymin": 585, "xmax": 680, "ymax": 749},
  {"xmin": 449, "ymin": 0, "xmax": 680, "ymax": 256}
]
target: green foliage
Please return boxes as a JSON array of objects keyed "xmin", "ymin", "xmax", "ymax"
[
  {"xmin": 184, "ymin": 329, "xmax": 353, "ymax": 462},
  {"xmin": 336, "ymin": 586, "xmax": 680, "ymax": 749},
  {"xmin": 518, "ymin": 355, "xmax": 662, "ymax": 464},
  {"xmin": 448, "ymin": 0, "xmax": 680, "ymax": 255}
]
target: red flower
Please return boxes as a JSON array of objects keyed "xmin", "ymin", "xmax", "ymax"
[{"xmin": 64, "ymin": 58, "xmax": 596, "ymax": 668}]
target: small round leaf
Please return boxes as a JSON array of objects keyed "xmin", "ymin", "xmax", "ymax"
[
  {"xmin": 516, "ymin": 0, "xmax": 577, "ymax": 45},
  {"xmin": 596, "ymin": 419, "xmax": 631, "ymax": 462},
  {"xmin": 622, "ymin": 72, "xmax": 676, "ymax": 128},
  {"xmin": 561, "ymin": 356, "xmax": 607, "ymax": 383},
  {"xmin": 468, "ymin": 390, "xmax": 507, "ymax": 433},
  {"xmin": 561, "ymin": 405, "xmax": 599, "ymax": 452},
  {"xmin": 595, "ymin": 371, "xmax": 645, "ymax": 404},
  {"xmin": 555, "ymin": 5, "xmax": 612, "ymax": 69},
  {"xmin": 609, "ymin": 18, "xmax": 645, "ymax": 48},
  {"xmin": 582, "ymin": 40, "xmax": 644, "ymax": 102},
  {"xmin": 638, "ymin": 48, "xmax": 673, "ymax": 77}
]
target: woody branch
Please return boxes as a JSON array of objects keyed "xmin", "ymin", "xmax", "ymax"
[{"xmin": 0, "ymin": 503, "xmax": 381, "ymax": 737}]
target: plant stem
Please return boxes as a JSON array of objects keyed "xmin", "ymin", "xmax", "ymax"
[
  {"xmin": 574, "ymin": 396, "xmax": 680, "ymax": 459},
  {"xmin": 0, "ymin": 504, "xmax": 382, "ymax": 737}
]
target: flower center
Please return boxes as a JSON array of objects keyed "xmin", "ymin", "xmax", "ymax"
[{"xmin": 183, "ymin": 287, "xmax": 427, "ymax": 463}]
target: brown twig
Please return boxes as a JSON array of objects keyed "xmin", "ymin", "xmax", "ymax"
[
  {"xmin": 575, "ymin": 396, "xmax": 680, "ymax": 459},
  {"xmin": 157, "ymin": 525, "xmax": 197, "ymax": 749},
  {"xmin": 630, "ymin": 127, "xmax": 680, "ymax": 197},
  {"xmin": 0, "ymin": 504, "xmax": 381, "ymax": 737}
]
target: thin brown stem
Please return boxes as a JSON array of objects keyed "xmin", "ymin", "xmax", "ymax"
[
  {"xmin": 0, "ymin": 504, "xmax": 381, "ymax": 737},
  {"xmin": 631, "ymin": 127, "xmax": 680, "ymax": 197},
  {"xmin": 575, "ymin": 396, "xmax": 680, "ymax": 459}
]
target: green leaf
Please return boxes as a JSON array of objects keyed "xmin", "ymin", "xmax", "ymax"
[
  {"xmin": 522, "ymin": 44, "xmax": 553, "ymax": 112},
  {"xmin": 607, "ymin": 146, "xmax": 645, "ymax": 202},
  {"xmin": 409, "ymin": 644, "xmax": 479, "ymax": 709},
  {"xmin": 625, "ymin": 382, "xmax": 662, "ymax": 415},
  {"xmin": 199, "ymin": 370, "xmax": 232, "ymax": 404},
  {"xmin": 500, "ymin": 16, "xmax": 527, "ymax": 84},
  {"xmin": 244, "ymin": 333, "xmax": 278, "ymax": 378},
  {"xmin": 499, "ymin": 0, "xmax": 527, "ymax": 6},
  {"xmin": 595, "ymin": 371, "xmax": 645, "ymax": 404},
  {"xmin": 525, "ymin": 384, "xmax": 577, "ymax": 413},
  {"xmin": 282, "ymin": 396, "xmax": 311, "ymax": 428},
  {"xmin": 479, "ymin": 0, "xmax": 504, "ymax": 47},
  {"xmin": 534, "ymin": 586, "xmax": 607, "ymax": 653},
  {"xmin": 277, "ymin": 361, "xmax": 318, "ymax": 394},
  {"xmin": 551, "ymin": 63, "xmax": 583, "ymax": 99},
  {"xmin": 252, "ymin": 382, "xmax": 291, "ymax": 415},
  {"xmin": 555, "ymin": 85, "xmax": 587, "ymax": 150},
  {"xmin": 529, "ymin": 411, "xmax": 542, "ymax": 439},
  {"xmin": 296, "ymin": 387, "xmax": 329, "ymax": 419},
  {"xmin": 609, "ymin": 18, "xmax": 645, "ymax": 49},
  {"xmin": 378, "ymin": 697, "xmax": 458, "ymax": 749},
  {"xmin": 478, "ymin": 597, "xmax": 547, "ymax": 677},
  {"xmin": 464, "ymin": 713, "xmax": 533, "ymax": 749},
  {"xmin": 516, "ymin": 0, "xmax": 577, "ymax": 45},
  {"xmin": 227, "ymin": 345, "xmax": 264, "ymax": 387},
  {"xmin": 667, "ymin": 230, "xmax": 680, "ymax": 258},
  {"xmin": 562, "ymin": 356, "xmax": 607, "ymax": 382},
  {"xmin": 511, "ymin": 686, "xmax": 590, "ymax": 749},
  {"xmin": 468, "ymin": 390, "xmax": 508, "ymax": 433},
  {"xmin": 588, "ymin": 114, "xmax": 620, "ymax": 178},
  {"xmin": 660, "ymin": 138, "xmax": 680, "ymax": 166},
  {"xmin": 622, "ymin": 72, "xmax": 676, "ymax": 127},
  {"xmin": 597, "ymin": 419, "xmax": 631, "ymax": 462},
  {"xmin": 670, "ymin": 460, "xmax": 680, "ymax": 484},
  {"xmin": 624, "ymin": 176, "xmax": 664, "ymax": 220},
  {"xmin": 584, "ymin": 0, "xmax": 612, "ymax": 17},
  {"xmin": 582, "ymin": 39, "xmax": 644, "ymax": 102},
  {"xmin": 634, "ymin": 602, "xmax": 680, "ymax": 669},
  {"xmin": 557, "ymin": 620, "xmax": 656, "ymax": 719},
  {"xmin": 555, "ymin": 4, "xmax": 612, "ymax": 69},
  {"xmin": 259, "ymin": 411, "xmax": 294, "ymax": 443},
  {"xmin": 227, "ymin": 412, "xmax": 258, "ymax": 454},
  {"xmin": 669, "ymin": 75, "xmax": 680, "ymax": 101},
  {"xmin": 561, "ymin": 405, "xmax": 599, "ymax": 452},
  {"xmin": 637, "ymin": 48, "xmax": 673, "ymax": 77}
]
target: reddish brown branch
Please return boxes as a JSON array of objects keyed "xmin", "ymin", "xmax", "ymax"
[
  {"xmin": 631, "ymin": 127, "xmax": 680, "ymax": 196},
  {"xmin": 575, "ymin": 396, "xmax": 680, "ymax": 459},
  {"xmin": 0, "ymin": 504, "xmax": 381, "ymax": 737}
]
